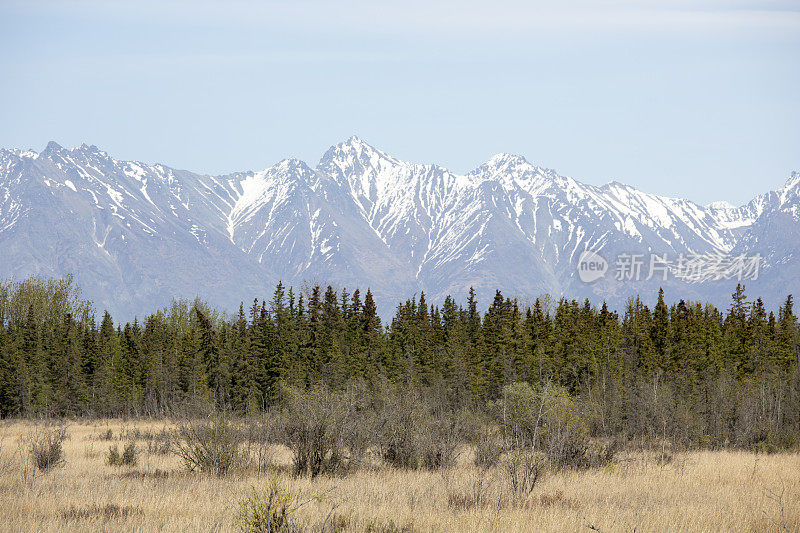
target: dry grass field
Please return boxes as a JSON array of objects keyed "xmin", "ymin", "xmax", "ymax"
[{"xmin": 0, "ymin": 419, "xmax": 798, "ymax": 532}]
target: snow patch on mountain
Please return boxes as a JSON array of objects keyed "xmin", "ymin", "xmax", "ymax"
[{"xmin": 1, "ymin": 137, "xmax": 798, "ymax": 318}]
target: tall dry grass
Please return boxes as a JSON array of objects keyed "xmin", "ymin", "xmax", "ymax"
[{"xmin": 0, "ymin": 419, "xmax": 797, "ymax": 532}]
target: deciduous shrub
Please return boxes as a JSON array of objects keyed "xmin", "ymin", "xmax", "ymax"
[
  {"xmin": 108, "ymin": 442, "xmax": 138, "ymax": 466},
  {"xmin": 28, "ymin": 425, "xmax": 67, "ymax": 471},
  {"xmin": 236, "ymin": 479, "xmax": 303, "ymax": 533},
  {"xmin": 108, "ymin": 445, "xmax": 120, "ymax": 466},
  {"xmin": 144, "ymin": 428, "xmax": 172, "ymax": 455},
  {"xmin": 498, "ymin": 382, "xmax": 613, "ymax": 474},
  {"xmin": 375, "ymin": 385, "xmax": 467, "ymax": 470},
  {"xmin": 503, "ymin": 447, "xmax": 544, "ymax": 497},
  {"xmin": 472, "ymin": 429, "xmax": 503, "ymax": 469},
  {"xmin": 279, "ymin": 385, "xmax": 350, "ymax": 477},
  {"xmin": 174, "ymin": 415, "xmax": 245, "ymax": 476}
]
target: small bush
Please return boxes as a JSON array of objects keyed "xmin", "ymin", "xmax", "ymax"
[
  {"xmin": 119, "ymin": 427, "xmax": 144, "ymax": 442},
  {"xmin": 418, "ymin": 416, "xmax": 464, "ymax": 470},
  {"xmin": 379, "ymin": 402, "xmax": 420, "ymax": 470},
  {"xmin": 174, "ymin": 415, "xmax": 245, "ymax": 476},
  {"xmin": 472, "ymin": 428, "xmax": 502, "ymax": 469},
  {"xmin": 108, "ymin": 445, "xmax": 121, "ymax": 466},
  {"xmin": 109, "ymin": 442, "xmax": 138, "ymax": 466},
  {"xmin": 122, "ymin": 442, "xmax": 137, "ymax": 466},
  {"xmin": 584, "ymin": 438, "xmax": 619, "ymax": 469},
  {"xmin": 374, "ymin": 385, "xmax": 465, "ymax": 470},
  {"xmin": 280, "ymin": 386, "xmax": 351, "ymax": 477},
  {"xmin": 236, "ymin": 479, "xmax": 302, "ymax": 533},
  {"xmin": 502, "ymin": 448, "xmax": 544, "ymax": 497},
  {"xmin": 145, "ymin": 429, "xmax": 172, "ymax": 455},
  {"xmin": 29, "ymin": 425, "xmax": 67, "ymax": 471}
]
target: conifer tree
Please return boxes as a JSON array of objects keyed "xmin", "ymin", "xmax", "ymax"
[
  {"xmin": 51, "ymin": 313, "xmax": 86, "ymax": 414},
  {"xmin": 651, "ymin": 288, "xmax": 670, "ymax": 373}
]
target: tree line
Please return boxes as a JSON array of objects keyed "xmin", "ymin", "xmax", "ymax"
[{"xmin": 0, "ymin": 276, "xmax": 798, "ymax": 449}]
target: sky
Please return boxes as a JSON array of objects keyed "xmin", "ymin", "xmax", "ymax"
[{"xmin": 0, "ymin": 0, "xmax": 798, "ymax": 205}]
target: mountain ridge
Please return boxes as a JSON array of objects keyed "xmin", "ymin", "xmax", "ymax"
[{"xmin": 1, "ymin": 138, "xmax": 797, "ymax": 318}]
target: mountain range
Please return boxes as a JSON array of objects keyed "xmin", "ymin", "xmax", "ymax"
[{"xmin": 1, "ymin": 137, "xmax": 798, "ymax": 318}]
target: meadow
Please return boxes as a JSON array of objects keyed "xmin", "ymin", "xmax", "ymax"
[{"xmin": 0, "ymin": 419, "xmax": 798, "ymax": 533}]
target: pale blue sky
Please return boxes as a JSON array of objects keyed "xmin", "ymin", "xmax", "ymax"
[{"xmin": 1, "ymin": 0, "xmax": 798, "ymax": 205}]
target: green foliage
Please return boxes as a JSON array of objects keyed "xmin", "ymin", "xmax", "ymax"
[
  {"xmin": 0, "ymin": 276, "xmax": 799, "ymax": 452},
  {"xmin": 107, "ymin": 445, "xmax": 120, "ymax": 465},
  {"xmin": 236, "ymin": 479, "xmax": 305, "ymax": 533},
  {"xmin": 498, "ymin": 382, "xmax": 613, "ymax": 471},
  {"xmin": 108, "ymin": 442, "xmax": 138, "ymax": 466}
]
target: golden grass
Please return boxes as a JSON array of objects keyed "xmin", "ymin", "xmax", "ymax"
[{"xmin": 0, "ymin": 419, "xmax": 798, "ymax": 532}]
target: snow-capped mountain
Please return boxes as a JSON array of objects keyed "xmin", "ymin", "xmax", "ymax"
[{"xmin": 1, "ymin": 138, "xmax": 797, "ymax": 318}]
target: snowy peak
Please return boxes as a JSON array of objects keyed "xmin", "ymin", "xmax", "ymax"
[
  {"xmin": 41, "ymin": 140, "xmax": 63, "ymax": 155},
  {"xmin": 483, "ymin": 152, "xmax": 531, "ymax": 169},
  {"xmin": 707, "ymin": 200, "xmax": 737, "ymax": 210},
  {"xmin": 318, "ymin": 136, "xmax": 401, "ymax": 176},
  {"xmin": 271, "ymin": 158, "xmax": 317, "ymax": 185},
  {"xmin": 775, "ymin": 171, "xmax": 800, "ymax": 220},
  {"xmin": 318, "ymin": 136, "xmax": 408, "ymax": 202},
  {"xmin": 1, "ymin": 138, "xmax": 798, "ymax": 318},
  {"xmin": 472, "ymin": 152, "xmax": 546, "ymax": 180},
  {"xmin": 469, "ymin": 154, "xmax": 563, "ymax": 203},
  {"xmin": 780, "ymin": 171, "xmax": 800, "ymax": 202},
  {"xmin": 38, "ymin": 141, "xmax": 108, "ymax": 164},
  {"xmin": 785, "ymin": 171, "xmax": 800, "ymax": 189}
]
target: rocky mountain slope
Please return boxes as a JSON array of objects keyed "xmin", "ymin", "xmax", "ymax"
[{"xmin": 1, "ymin": 138, "xmax": 796, "ymax": 318}]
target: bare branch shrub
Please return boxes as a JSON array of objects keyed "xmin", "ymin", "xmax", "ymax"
[
  {"xmin": 495, "ymin": 382, "xmax": 613, "ymax": 496},
  {"xmin": 376, "ymin": 388, "xmax": 420, "ymax": 469},
  {"xmin": 277, "ymin": 382, "xmax": 385, "ymax": 477},
  {"xmin": 375, "ymin": 384, "xmax": 467, "ymax": 470},
  {"xmin": 26, "ymin": 423, "xmax": 67, "ymax": 471},
  {"xmin": 236, "ymin": 479, "xmax": 302, "ymax": 533},
  {"xmin": 279, "ymin": 385, "xmax": 350, "ymax": 477},
  {"xmin": 236, "ymin": 476, "xmax": 333, "ymax": 532},
  {"xmin": 337, "ymin": 382, "xmax": 380, "ymax": 468},
  {"xmin": 241, "ymin": 415, "xmax": 277, "ymax": 475},
  {"xmin": 472, "ymin": 425, "xmax": 503, "ymax": 469},
  {"xmin": 145, "ymin": 428, "xmax": 172, "ymax": 455},
  {"xmin": 173, "ymin": 415, "xmax": 245, "ymax": 476},
  {"xmin": 417, "ymin": 410, "xmax": 468, "ymax": 470}
]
